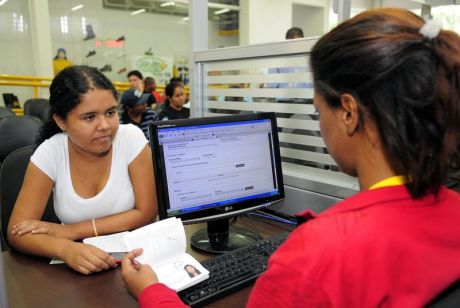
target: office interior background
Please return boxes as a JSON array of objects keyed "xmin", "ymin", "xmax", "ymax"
[
  {"xmin": 2, "ymin": 0, "xmax": 460, "ymax": 103},
  {"xmin": 2, "ymin": 1, "xmax": 460, "ymax": 306},
  {"xmin": 1, "ymin": 0, "xmax": 460, "ymax": 228}
]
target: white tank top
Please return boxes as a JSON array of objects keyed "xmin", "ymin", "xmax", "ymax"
[{"xmin": 31, "ymin": 124, "xmax": 148, "ymax": 224}]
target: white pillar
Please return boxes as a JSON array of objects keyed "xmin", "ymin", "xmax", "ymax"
[
  {"xmin": 239, "ymin": 0, "xmax": 250, "ymax": 46},
  {"xmin": 372, "ymin": 0, "xmax": 383, "ymax": 7},
  {"xmin": 189, "ymin": 0, "xmax": 208, "ymax": 53},
  {"xmin": 189, "ymin": 0, "xmax": 208, "ymax": 117},
  {"xmin": 239, "ymin": 0, "xmax": 292, "ymax": 45},
  {"xmin": 333, "ymin": 0, "xmax": 352, "ymax": 22},
  {"xmin": 28, "ymin": 0, "xmax": 53, "ymax": 80}
]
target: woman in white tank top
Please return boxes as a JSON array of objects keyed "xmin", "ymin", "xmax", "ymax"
[{"xmin": 8, "ymin": 65, "xmax": 158, "ymax": 275}]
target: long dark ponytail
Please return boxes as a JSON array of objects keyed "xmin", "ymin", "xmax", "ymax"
[{"xmin": 310, "ymin": 8, "xmax": 460, "ymax": 198}]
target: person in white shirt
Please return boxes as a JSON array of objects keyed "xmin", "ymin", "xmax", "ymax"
[{"xmin": 8, "ymin": 65, "xmax": 157, "ymax": 275}]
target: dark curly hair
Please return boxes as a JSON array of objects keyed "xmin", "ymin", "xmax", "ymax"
[{"xmin": 165, "ymin": 81, "xmax": 183, "ymax": 98}]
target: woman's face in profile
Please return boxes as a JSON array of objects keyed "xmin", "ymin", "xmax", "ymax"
[
  {"xmin": 314, "ymin": 91, "xmax": 349, "ymax": 174},
  {"xmin": 313, "ymin": 90, "xmax": 359, "ymax": 177},
  {"xmin": 314, "ymin": 91, "xmax": 337, "ymax": 157}
]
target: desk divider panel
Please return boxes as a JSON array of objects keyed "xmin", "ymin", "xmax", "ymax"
[{"xmin": 191, "ymin": 38, "xmax": 358, "ymax": 213}]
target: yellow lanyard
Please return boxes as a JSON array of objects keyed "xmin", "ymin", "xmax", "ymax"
[{"xmin": 369, "ymin": 175, "xmax": 407, "ymax": 190}]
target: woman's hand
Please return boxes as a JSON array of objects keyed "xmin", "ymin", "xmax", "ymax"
[
  {"xmin": 11, "ymin": 220, "xmax": 75, "ymax": 240},
  {"xmin": 121, "ymin": 248, "xmax": 158, "ymax": 298},
  {"xmin": 59, "ymin": 241, "xmax": 117, "ymax": 275}
]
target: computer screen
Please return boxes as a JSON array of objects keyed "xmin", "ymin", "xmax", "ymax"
[{"xmin": 150, "ymin": 112, "xmax": 284, "ymax": 253}]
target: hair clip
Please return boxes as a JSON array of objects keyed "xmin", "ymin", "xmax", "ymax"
[{"xmin": 419, "ymin": 19, "xmax": 443, "ymax": 39}]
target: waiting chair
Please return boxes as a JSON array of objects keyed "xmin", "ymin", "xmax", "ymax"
[
  {"xmin": 2, "ymin": 93, "xmax": 14, "ymax": 108},
  {"xmin": 426, "ymin": 280, "xmax": 460, "ymax": 308},
  {"xmin": 0, "ymin": 107, "xmax": 15, "ymax": 118},
  {"xmin": 0, "ymin": 146, "xmax": 58, "ymax": 251},
  {"xmin": 0, "ymin": 116, "xmax": 42, "ymax": 165},
  {"xmin": 23, "ymin": 98, "xmax": 50, "ymax": 122}
]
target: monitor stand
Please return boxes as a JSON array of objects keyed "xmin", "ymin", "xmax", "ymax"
[{"xmin": 190, "ymin": 217, "xmax": 259, "ymax": 254}]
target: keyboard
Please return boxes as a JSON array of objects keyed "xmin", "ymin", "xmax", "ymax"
[{"xmin": 178, "ymin": 232, "xmax": 289, "ymax": 307}]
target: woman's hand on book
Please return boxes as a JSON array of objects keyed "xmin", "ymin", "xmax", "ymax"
[
  {"xmin": 121, "ymin": 248, "xmax": 158, "ymax": 298},
  {"xmin": 59, "ymin": 242, "xmax": 117, "ymax": 275}
]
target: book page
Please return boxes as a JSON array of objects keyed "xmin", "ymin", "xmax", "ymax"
[
  {"xmin": 83, "ymin": 231, "xmax": 130, "ymax": 252},
  {"xmin": 154, "ymin": 253, "xmax": 209, "ymax": 292},
  {"xmin": 124, "ymin": 218, "xmax": 186, "ymax": 266}
]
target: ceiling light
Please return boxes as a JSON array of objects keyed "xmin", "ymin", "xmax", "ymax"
[
  {"xmin": 131, "ymin": 8, "xmax": 146, "ymax": 15},
  {"xmin": 182, "ymin": 16, "xmax": 189, "ymax": 21},
  {"xmin": 214, "ymin": 8, "xmax": 230, "ymax": 15},
  {"xmin": 71, "ymin": 4, "xmax": 84, "ymax": 11},
  {"xmin": 164, "ymin": 1, "xmax": 239, "ymax": 11},
  {"xmin": 0, "ymin": 0, "xmax": 9, "ymax": 6},
  {"xmin": 208, "ymin": 2, "xmax": 239, "ymax": 11},
  {"xmin": 160, "ymin": 2, "xmax": 175, "ymax": 7}
]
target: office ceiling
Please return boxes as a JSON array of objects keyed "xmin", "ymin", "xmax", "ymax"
[
  {"xmin": 102, "ymin": 0, "xmax": 239, "ymax": 18},
  {"xmin": 412, "ymin": 0, "xmax": 459, "ymax": 5}
]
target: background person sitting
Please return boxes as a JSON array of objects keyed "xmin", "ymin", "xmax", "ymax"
[
  {"xmin": 127, "ymin": 70, "xmax": 155, "ymax": 108},
  {"xmin": 120, "ymin": 89, "xmax": 157, "ymax": 140},
  {"xmin": 127, "ymin": 70, "xmax": 144, "ymax": 92},
  {"xmin": 144, "ymin": 77, "xmax": 162, "ymax": 108},
  {"xmin": 285, "ymin": 26, "xmax": 303, "ymax": 39},
  {"xmin": 157, "ymin": 81, "xmax": 190, "ymax": 121},
  {"xmin": 8, "ymin": 65, "xmax": 157, "ymax": 275},
  {"xmin": 161, "ymin": 77, "xmax": 184, "ymax": 107}
]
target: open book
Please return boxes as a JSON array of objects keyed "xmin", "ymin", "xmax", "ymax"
[{"xmin": 83, "ymin": 218, "xmax": 209, "ymax": 292}]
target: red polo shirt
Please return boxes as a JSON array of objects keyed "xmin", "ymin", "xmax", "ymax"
[{"xmin": 139, "ymin": 185, "xmax": 460, "ymax": 307}]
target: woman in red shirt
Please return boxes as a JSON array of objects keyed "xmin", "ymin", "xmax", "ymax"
[{"xmin": 121, "ymin": 8, "xmax": 460, "ymax": 307}]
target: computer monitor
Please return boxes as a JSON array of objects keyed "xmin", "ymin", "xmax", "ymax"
[{"xmin": 150, "ymin": 112, "xmax": 284, "ymax": 253}]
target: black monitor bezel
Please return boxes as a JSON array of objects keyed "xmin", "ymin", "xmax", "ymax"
[{"xmin": 149, "ymin": 112, "xmax": 285, "ymax": 223}]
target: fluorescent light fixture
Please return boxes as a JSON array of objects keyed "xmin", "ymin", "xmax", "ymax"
[
  {"xmin": 81, "ymin": 16, "xmax": 86, "ymax": 34},
  {"xmin": 182, "ymin": 16, "xmax": 189, "ymax": 21},
  {"xmin": 160, "ymin": 2, "xmax": 175, "ymax": 7},
  {"xmin": 214, "ymin": 8, "xmax": 230, "ymax": 15},
  {"xmin": 12, "ymin": 12, "xmax": 24, "ymax": 32},
  {"xmin": 131, "ymin": 8, "xmax": 146, "ymax": 15},
  {"xmin": 168, "ymin": 1, "xmax": 239, "ymax": 11},
  {"xmin": 60, "ymin": 16, "xmax": 69, "ymax": 33},
  {"xmin": 208, "ymin": 2, "xmax": 239, "ymax": 11},
  {"xmin": 0, "ymin": 0, "xmax": 8, "ymax": 7},
  {"xmin": 71, "ymin": 4, "xmax": 84, "ymax": 11}
]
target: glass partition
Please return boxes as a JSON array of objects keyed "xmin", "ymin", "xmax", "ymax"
[{"xmin": 193, "ymin": 39, "xmax": 359, "ymax": 198}]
